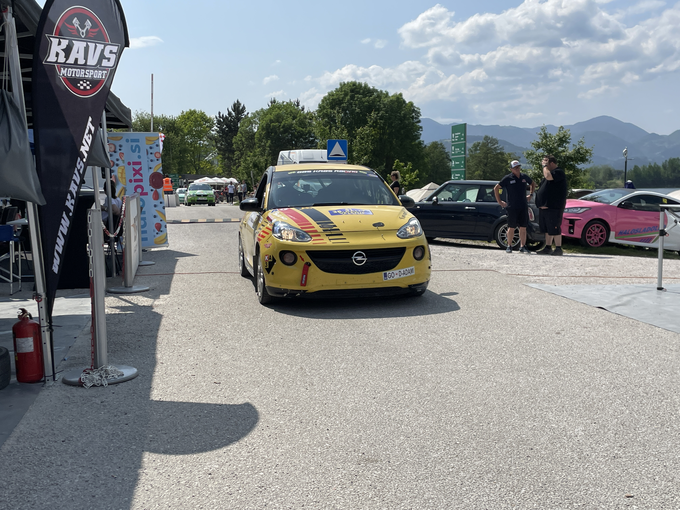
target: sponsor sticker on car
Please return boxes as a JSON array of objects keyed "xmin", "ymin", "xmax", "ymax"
[{"xmin": 383, "ymin": 267, "xmax": 415, "ymax": 281}]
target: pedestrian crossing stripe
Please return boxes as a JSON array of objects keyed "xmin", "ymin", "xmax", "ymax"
[
  {"xmin": 329, "ymin": 142, "xmax": 346, "ymax": 157},
  {"xmin": 167, "ymin": 219, "xmax": 241, "ymax": 224}
]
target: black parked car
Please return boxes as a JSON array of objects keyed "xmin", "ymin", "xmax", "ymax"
[{"xmin": 408, "ymin": 180, "xmax": 545, "ymax": 250}]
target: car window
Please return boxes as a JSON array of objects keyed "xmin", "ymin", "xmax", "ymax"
[
  {"xmin": 189, "ymin": 183, "xmax": 211, "ymax": 191},
  {"xmin": 477, "ymin": 186, "xmax": 497, "ymax": 203},
  {"xmin": 580, "ymin": 189, "xmax": 632, "ymax": 204},
  {"xmin": 268, "ymin": 168, "xmax": 399, "ymax": 208},
  {"xmin": 435, "ymin": 184, "xmax": 480, "ymax": 203},
  {"xmin": 624, "ymin": 194, "xmax": 680, "ymax": 212}
]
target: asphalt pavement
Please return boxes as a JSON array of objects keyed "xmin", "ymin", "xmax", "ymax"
[{"xmin": 1, "ymin": 201, "xmax": 679, "ymax": 509}]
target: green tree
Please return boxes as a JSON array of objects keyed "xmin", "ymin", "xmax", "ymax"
[
  {"xmin": 584, "ymin": 164, "xmax": 622, "ymax": 189},
  {"xmin": 316, "ymin": 82, "xmax": 424, "ymax": 178},
  {"xmin": 176, "ymin": 109, "xmax": 216, "ymax": 175},
  {"xmin": 628, "ymin": 158, "xmax": 680, "ymax": 187},
  {"xmin": 524, "ymin": 126, "xmax": 593, "ymax": 190},
  {"xmin": 466, "ymin": 136, "xmax": 515, "ymax": 181},
  {"xmin": 392, "ymin": 159, "xmax": 419, "ymax": 193},
  {"xmin": 214, "ymin": 100, "xmax": 247, "ymax": 176},
  {"xmin": 131, "ymin": 110, "xmax": 185, "ymax": 176},
  {"xmin": 422, "ymin": 141, "xmax": 451, "ymax": 184},
  {"xmin": 232, "ymin": 99, "xmax": 316, "ymax": 185}
]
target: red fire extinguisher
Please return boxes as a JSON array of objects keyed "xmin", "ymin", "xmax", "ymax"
[{"xmin": 12, "ymin": 308, "xmax": 43, "ymax": 383}]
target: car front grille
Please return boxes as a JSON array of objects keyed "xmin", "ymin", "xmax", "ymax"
[{"xmin": 306, "ymin": 248, "xmax": 406, "ymax": 274}]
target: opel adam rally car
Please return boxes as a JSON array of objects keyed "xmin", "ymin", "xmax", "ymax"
[
  {"xmin": 239, "ymin": 164, "xmax": 431, "ymax": 304},
  {"xmin": 185, "ymin": 182, "xmax": 216, "ymax": 206}
]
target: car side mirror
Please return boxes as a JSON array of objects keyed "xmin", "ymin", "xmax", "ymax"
[
  {"xmin": 432, "ymin": 196, "xmax": 439, "ymax": 205},
  {"xmin": 619, "ymin": 201, "xmax": 633, "ymax": 210},
  {"xmin": 240, "ymin": 197, "xmax": 262, "ymax": 212},
  {"xmin": 399, "ymin": 195, "xmax": 415, "ymax": 208}
]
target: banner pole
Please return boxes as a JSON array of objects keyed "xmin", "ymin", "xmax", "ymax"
[
  {"xmin": 150, "ymin": 74, "xmax": 154, "ymax": 132},
  {"xmin": 2, "ymin": 6, "xmax": 55, "ymax": 381}
]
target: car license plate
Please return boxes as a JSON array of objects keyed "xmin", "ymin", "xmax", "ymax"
[{"xmin": 383, "ymin": 267, "xmax": 415, "ymax": 281}]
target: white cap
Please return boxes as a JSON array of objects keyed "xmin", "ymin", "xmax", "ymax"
[{"xmin": 511, "ymin": 160, "xmax": 521, "ymax": 168}]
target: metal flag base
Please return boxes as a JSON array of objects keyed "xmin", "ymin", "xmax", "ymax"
[
  {"xmin": 138, "ymin": 260, "xmax": 155, "ymax": 266},
  {"xmin": 62, "ymin": 365, "xmax": 138, "ymax": 386},
  {"xmin": 107, "ymin": 285, "xmax": 150, "ymax": 294}
]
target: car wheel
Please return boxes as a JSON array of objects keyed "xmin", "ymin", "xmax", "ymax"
[
  {"xmin": 495, "ymin": 221, "xmax": 520, "ymax": 249},
  {"xmin": 525, "ymin": 240, "xmax": 547, "ymax": 252},
  {"xmin": 255, "ymin": 252, "xmax": 274, "ymax": 305},
  {"xmin": 580, "ymin": 220, "xmax": 609, "ymax": 248},
  {"xmin": 238, "ymin": 236, "xmax": 250, "ymax": 278}
]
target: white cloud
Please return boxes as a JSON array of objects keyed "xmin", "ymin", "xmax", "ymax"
[
  {"xmin": 263, "ymin": 75, "xmax": 279, "ymax": 85},
  {"xmin": 129, "ymin": 36, "xmax": 163, "ymax": 49},
  {"xmin": 296, "ymin": 0, "xmax": 680, "ymax": 127},
  {"xmin": 273, "ymin": 60, "xmax": 282, "ymax": 66},
  {"xmin": 374, "ymin": 39, "xmax": 387, "ymax": 49},
  {"xmin": 265, "ymin": 90, "xmax": 286, "ymax": 99}
]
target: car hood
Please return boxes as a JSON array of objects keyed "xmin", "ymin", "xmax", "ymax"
[
  {"xmin": 267, "ymin": 205, "xmax": 414, "ymax": 233},
  {"xmin": 188, "ymin": 190, "xmax": 213, "ymax": 194},
  {"xmin": 565, "ymin": 199, "xmax": 605, "ymax": 208}
]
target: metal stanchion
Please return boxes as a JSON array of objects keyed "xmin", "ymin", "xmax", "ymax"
[{"xmin": 62, "ymin": 208, "xmax": 138, "ymax": 386}]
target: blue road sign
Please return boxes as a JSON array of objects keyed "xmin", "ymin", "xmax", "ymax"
[{"xmin": 327, "ymin": 139, "xmax": 348, "ymax": 161}]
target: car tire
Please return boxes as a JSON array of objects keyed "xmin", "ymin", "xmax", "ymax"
[
  {"xmin": 255, "ymin": 251, "xmax": 274, "ymax": 305},
  {"xmin": 494, "ymin": 221, "xmax": 520, "ymax": 249},
  {"xmin": 525, "ymin": 240, "xmax": 547, "ymax": 252},
  {"xmin": 238, "ymin": 236, "xmax": 250, "ymax": 278},
  {"xmin": 580, "ymin": 220, "xmax": 609, "ymax": 248}
]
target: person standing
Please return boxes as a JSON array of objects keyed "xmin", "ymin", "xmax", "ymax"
[
  {"xmin": 494, "ymin": 160, "xmax": 535, "ymax": 253},
  {"xmin": 390, "ymin": 170, "xmax": 402, "ymax": 196},
  {"xmin": 535, "ymin": 154, "xmax": 568, "ymax": 256},
  {"xmin": 241, "ymin": 181, "xmax": 248, "ymax": 200},
  {"xmin": 227, "ymin": 182, "xmax": 235, "ymax": 204}
]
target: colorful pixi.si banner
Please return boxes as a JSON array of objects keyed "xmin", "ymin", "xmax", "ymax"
[
  {"xmin": 32, "ymin": 0, "xmax": 128, "ymax": 317},
  {"xmin": 108, "ymin": 133, "xmax": 168, "ymax": 248}
]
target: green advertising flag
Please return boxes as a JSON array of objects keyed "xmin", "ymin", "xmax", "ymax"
[{"xmin": 450, "ymin": 123, "xmax": 466, "ymax": 180}]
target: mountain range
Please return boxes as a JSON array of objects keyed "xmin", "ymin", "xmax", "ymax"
[{"xmin": 421, "ymin": 116, "xmax": 680, "ymax": 169}]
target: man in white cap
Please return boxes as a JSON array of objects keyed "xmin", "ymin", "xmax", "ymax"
[{"xmin": 494, "ymin": 160, "xmax": 535, "ymax": 253}]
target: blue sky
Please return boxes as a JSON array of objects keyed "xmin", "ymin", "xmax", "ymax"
[{"xmin": 53, "ymin": 0, "xmax": 680, "ymax": 134}]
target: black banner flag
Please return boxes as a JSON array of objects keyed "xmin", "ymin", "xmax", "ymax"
[{"xmin": 32, "ymin": 0, "xmax": 128, "ymax": 316}]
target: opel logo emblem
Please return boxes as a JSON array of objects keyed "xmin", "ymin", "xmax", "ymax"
[{"xmin": 352, "ymin": 251, "xmax": 367, "ymax": 266}]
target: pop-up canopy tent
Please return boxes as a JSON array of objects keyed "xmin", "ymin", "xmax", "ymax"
[
  {"xmin": 1, "ymin": 0, "xmax": 132, "ymax": 130},
  {"xmin": 406, "ymin": 182, "xmax": 441, "ymax": 203}
]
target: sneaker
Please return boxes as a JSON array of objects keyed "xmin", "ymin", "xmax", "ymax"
[
  {"xmin": 519, "ymin": 246, "xmax": 530, "ymax": 254},
  {"xmin": 537, "ymin": 246, "xmax": 553, "ymax": 255},
  {"xmin": 506, "ymin": 245, "xmax": 513, "ymax": 253},
  {"xmin": 551, "ymin": 246, "xmax": 563, "ymax": 256}
]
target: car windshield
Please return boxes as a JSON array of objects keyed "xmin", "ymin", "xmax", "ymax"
[
  {"xmin": 189, "ymin": 183, "xmax": 211, "ymax": 191},
  {"xmin": 268, "ymin": 168, "xmax": 400, "ymax": 209},
  {"xmin": 578, "ymin": 189, "xmax": 633, "ymax": 204},
  {"xmin": 177, "ymin": 188, "xmax": 187, "ymax": 193}
]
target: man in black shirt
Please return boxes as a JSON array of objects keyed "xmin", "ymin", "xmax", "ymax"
[
  {"xmin": 494, "ymin": 160, "xmax": 535, "ymax": 253},
  {"xmin": 535, "ymin": 154, "xmax": 568, "ymax": 255}
]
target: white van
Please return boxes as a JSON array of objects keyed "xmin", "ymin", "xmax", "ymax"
[{"xmin": 277, "ymin": 149, "xmax": 328, "ymax": 165}]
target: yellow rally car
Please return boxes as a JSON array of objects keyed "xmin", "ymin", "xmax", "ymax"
[{"xmin": 239, "ymin": 164, "xmax": 431, "ymax": 304}]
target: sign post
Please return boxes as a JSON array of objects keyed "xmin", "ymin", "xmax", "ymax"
[{"xmin": 451, "ymin": 124, "xmax": 467, "ymax": 180}]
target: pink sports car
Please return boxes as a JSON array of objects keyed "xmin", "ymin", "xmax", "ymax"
[{"xmin": 562, "ymin": 189, "xmax": 680, "ymax": 250}]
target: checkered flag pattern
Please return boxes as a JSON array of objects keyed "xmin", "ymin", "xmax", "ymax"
[{"xmin": 77, "ymin": 80, "xmax": 92, "ymax": 90}]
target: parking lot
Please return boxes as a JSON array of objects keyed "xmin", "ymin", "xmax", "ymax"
[{"xmin": 1, "ymin": 202, "xmax": 679, "ymax": 509}]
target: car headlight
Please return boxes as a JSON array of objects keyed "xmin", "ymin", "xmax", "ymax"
[
  {"xmin": 272, "ymin": 221, "xmax": 312, "ymax": 242},
  {"xmin": 397, "ymin": 217, "xmax": 423, "ymax": 239},
  {"xmin": 564, "ymin": 207, "xmax": 591, "ymax": 213}
]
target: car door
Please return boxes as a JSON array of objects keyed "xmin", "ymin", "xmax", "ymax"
[
  {"xmin": 241, "ymin": 171, "xmax": 270, "ymax": 266},
  {"xmin": 472, "ymin": 185, "xmax": 504, "ymax": 238},
  {"xmin": 614, "ymin": 194, "xmax": 678, "ymax": 245},
  {"xmin": 413, "ymin": 183, "xmax": 481, "ymax": 238}
]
